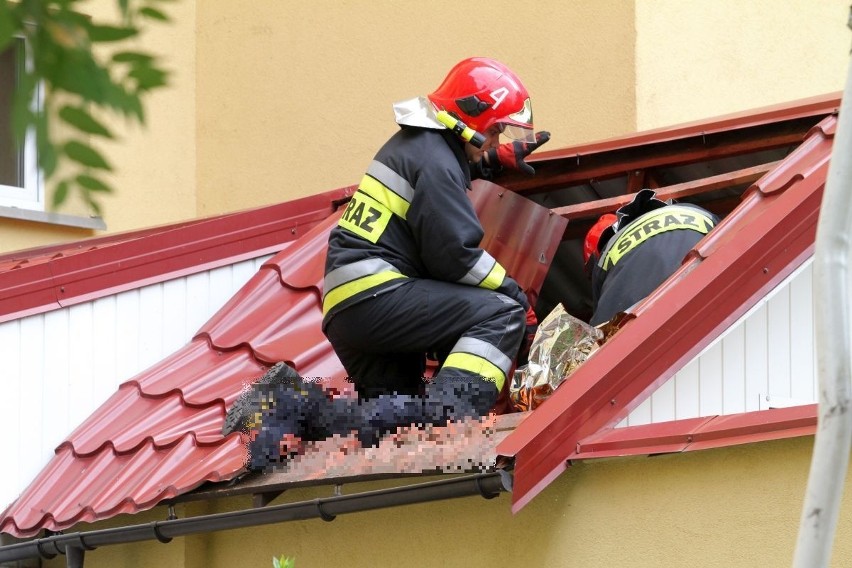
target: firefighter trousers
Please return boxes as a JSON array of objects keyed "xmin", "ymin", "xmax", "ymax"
[{"xmin": 323, "ymin": 278, "xmax": 526, "ymax": 401}]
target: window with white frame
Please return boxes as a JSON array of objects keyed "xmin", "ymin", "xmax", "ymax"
[{"xmin": 0, "ymin": 36, "xmax": 43, "ymax": 211}]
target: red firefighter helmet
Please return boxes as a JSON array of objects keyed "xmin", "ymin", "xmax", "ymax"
[
  {"xmin": 427, "ymin": 57, "xmax": 535, "ymax": 143},
  {"xmin": 583, "ymin": 213, "xmax": 618, "ymax": 265}
]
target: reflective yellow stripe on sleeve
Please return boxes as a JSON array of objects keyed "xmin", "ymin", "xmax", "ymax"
[
  {"xmin": 442, "ymin": 337, "xmax": 513, "ymax": 392},
  {"xmin": 479, "ymin": 262, "xmax": 506, "ymax": 290},
  {"xmin": 442, "ymin": 353, "xmax": 506, "ymax": 391},
  {"xmin": 457, "ymin": 251, "xmax": 506, "ymax": 290}
]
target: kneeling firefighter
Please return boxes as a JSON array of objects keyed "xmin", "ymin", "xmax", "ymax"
[{"xmin": 223, "ymin": 57, "xmax": 550, "ymax": 470}]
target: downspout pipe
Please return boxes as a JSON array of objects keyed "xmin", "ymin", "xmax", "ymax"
[
  {"xmin": 0, "ymin": 471, "xmax": 508, "ymax": 565},
  {"xmin": 792, "ymin": 10, "xmax": 852, "ymax": 568}
]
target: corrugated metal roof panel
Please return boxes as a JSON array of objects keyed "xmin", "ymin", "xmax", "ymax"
[
  {"xmin": 4, "ymin": 436, "xmax": 244, "ymax": 534},
  {"xmin": 0, "ymin": 181, "xmax": 561, "ymax": 537},
  {"xmin": 69, "ymin": 393, "xmax": 223, "ymax": 454},
  {"xmin": 134, "ymin": 341, "xmax": 267, "ymax": 406}
]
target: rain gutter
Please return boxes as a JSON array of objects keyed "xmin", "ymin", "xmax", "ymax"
[{"xmin": 0, "ymin": 471, "xmax": 509, "ymax": 567}]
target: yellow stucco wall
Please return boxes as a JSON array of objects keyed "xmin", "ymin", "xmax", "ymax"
[
  {"xmin": 635, "ymin": 0, "xmax": 850, "ymax": 130},
  {"xmin": 41, "ymin": 436, "xmax": 852, "ymax": 568},
  {"xmin": 193, "ymin": 1, "xmax": 636, "ymax": 217}
]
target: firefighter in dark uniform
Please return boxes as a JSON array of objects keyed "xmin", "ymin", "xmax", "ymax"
[
  {"xmin": 223, "ymin": 58, "xmax": 549, "ymax": 469},
  {"xmin": 321, "ymin": 57, "xmax": 549, "ymax": 431},
  {"xmin": 586, "ymin": 189, "xmax": 720, "ymax": 327}
]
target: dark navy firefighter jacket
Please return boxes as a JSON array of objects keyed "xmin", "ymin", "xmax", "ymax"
[{"xmin": 590, "ymin": 189, "xmax": 719, "ymax": 326}]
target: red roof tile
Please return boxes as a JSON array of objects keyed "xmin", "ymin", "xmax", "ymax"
[
  {"xmin": 0, "ymin": 94, "xmax": 839, "ymax": 537},
  {"xmin": 0, "ymin": 181, "xmax": 563, "ymax": 537}
]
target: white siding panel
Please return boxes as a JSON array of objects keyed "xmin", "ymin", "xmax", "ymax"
[
  {"xmin": 0, "ymin": 320, "xmax": 22, "ymax": 504},
  {"xmin": 622, "ymin": 395, "xmax": 652, "ymax": 427},
  {"xmin": 162, "ymin": 278, "xmax": 189, "ymax": 353},
  {"xmin": 18, "ymin": 317, "xmax": 46, "ymax": 492},
  {"xmin": 623, "ymin": 257, "xmax": 817, "ymax": 427},
  {"xmin": 767, "ymin": 286, "xmax": 792, "ymax": 400},
  {"xmin": 185, "ymin": 271, "xmax": 213, "ymax": 336},
  {"xmin": 698, "ymin": 341, "xmax": 723, "ymax": 416},
  {"xmin": 744, "ymin": 302, "xmax": 769, "ymax": 411},
  {"xmin": 92, "ymin": 296, "xmax": 119, "ymax": 404},
  {"xmin": 114, "ymin": 289, "xmax": 141, "ymax": 380},
  {"xmin": 789, "ymin": 262, "xmax": 815, "ymax": 402},
  {"xmin": 68, "ymin": 303, "xmax": 96, "ymax": 429},
  {"xmin": 208, "ymin": 265, "xmax": 240, "ymax": 313},
  {"xmin": 0, "ymin": 254, "xmax": 273, "ymax": 511},
  {"xmin": 137, "ymin": 283, "xmax": 165, "ymax": 372},
  {"xmin": 721, "ymin": 324, "xmax": 746, "ymax": 414},
  {"xmin": 675, "ymin": 358, "xmax": 700, "ymax": 419},
  {"xmin": 651, "ymin": 377, "xmax": 676, "ymax": 422},
  {"xmin": 42, "ymin": 310, "xmax": 70, "ymax": 459}
]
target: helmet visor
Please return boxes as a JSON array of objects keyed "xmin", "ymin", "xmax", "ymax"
[
  {"xmin": 499, "ymin": 98, "xmax": 535, "ymax": 143},
  {"xmin": 503, "ymin": 124, "xmax": 536, "ymax": 144}
]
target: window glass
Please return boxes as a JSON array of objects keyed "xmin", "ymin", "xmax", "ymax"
[{"xmin": 0, "ymin": 37, "xmax": 42, "ymax": 210}]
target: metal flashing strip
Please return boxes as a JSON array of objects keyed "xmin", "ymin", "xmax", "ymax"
[
  {"xmin": 0, "ymin": 187, "xmax": 352, "ymax": 323},
  {"xmin": 570, "ymin": 405, "xmax": 817, "ymax": 460}
]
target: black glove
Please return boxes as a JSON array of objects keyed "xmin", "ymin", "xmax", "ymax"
[
  {"xmin": 517, "ymin": 306, "xmax": 538, "ymax": 367},
  {"xmin": 487, "ymin": 131, "xmax": 551, "ymax": 175}
]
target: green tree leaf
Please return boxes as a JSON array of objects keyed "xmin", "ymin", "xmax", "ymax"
[
  {"xmin": 128, "ymin": 64, "xmax": 168, "ymax": 91},
  {"xmin": 139, "ymin": 7, "xmax": 169, "ymax": 21},
  {"xmin": 118, "ymin": 0, "xmax": 131, "ymax": 18},
  {"xmin": 112, "ymin": 50, "xmax": 154, "ymax": 64},
  {"xmin": 52, "ymin": 180, "xmax": 70, "ymax": 208},
  {"xmin": 10, "ymin": 70, "xmax": 36, "ymax": 146},
  {"xmin": 64, "ymin": 140, "xmax": 112, "ymax": 170},
  {"xmin": 59, "ymin": 105, "xmax": 114, "ymax": 138},
  {"xmin": 76, "ymin": 174, "xmax": 113, "ymax": 192},
  {"xmin": 36, "ymin": 114, "xmax": 58, "ymax": 178},
  {"xmin": 0, "ymin": 5, "xmax": 16, "ymax": 52},
  {"xmin": 41, "ymin": 47, "xmax": 113, "ymax": 104},
  {"xmin": 87, "ymin": 24, "xmax": 138, "ymax": 43}
]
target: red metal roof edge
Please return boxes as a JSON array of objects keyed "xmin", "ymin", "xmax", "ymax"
[
  {"xmin": 0, "ymin": 436, "xmax": 247, "ymax": 538},
  {"xmin": 0, "ymin": 186, "xmax": 355, "ymax": 323},
  {"xmin": 497, "ymin": 121, "xmax": 831, "ymax": 513},
  {"xmin": 570, "ymin": 404, "xmax": 817, "ymax": 460},
  {"xmin": 531, "ymin": 91, "xmax": 840, "ymax": 163}
]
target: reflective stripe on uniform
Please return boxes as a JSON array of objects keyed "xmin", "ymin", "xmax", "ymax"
[
  {"xmin": 442, "ymin": 336, "xmax": 512, "ymax": 391},
  {"xmin": 601, "ymin": 206, "xmax": 716, "ymax": 270},
  {"xmin": 362, "ymin": 160, "xmax": 415, "ymax": 219},
  {"xmin": 323, "ymin": 258, "xmax": 407, "ymax": 314},
  {"xmin": 457, "ymin": 250, "xmax": 506, "ymax": 290}
]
